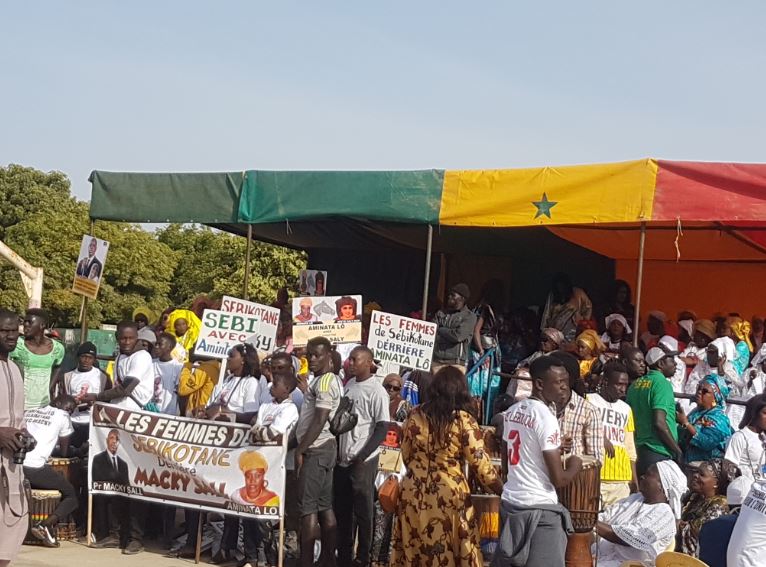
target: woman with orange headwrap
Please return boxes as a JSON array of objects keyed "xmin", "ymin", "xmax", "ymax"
[{"xmin": 576, "ymin": 329, "xmax": 606, "ymax": 381}]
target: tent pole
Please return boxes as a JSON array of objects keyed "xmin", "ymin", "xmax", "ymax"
[
  {"xmin": 633, "ymin": 222, "xmax": 647, "ymax": 347},
  {"xmin": 243, "ymin": 224, "xmax": 253, "ymax": 300},
  {"xmin": 421, "ymin": 225, "xmax": 434, "ymax": 321}
]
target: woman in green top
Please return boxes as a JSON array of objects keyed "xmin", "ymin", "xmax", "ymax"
[{"xmin": 11, "ymin": 309, "xmax": 65, "ymax": 410}]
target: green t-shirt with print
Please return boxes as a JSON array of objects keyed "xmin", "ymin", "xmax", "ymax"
[{"xmin": 626, "ymin": 369, "xmax": 678, "ymax": 457}]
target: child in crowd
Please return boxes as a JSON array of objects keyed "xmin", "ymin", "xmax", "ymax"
[{"xmin": 249, "ymin": 372, "xmax": 300, "ymax": 567}]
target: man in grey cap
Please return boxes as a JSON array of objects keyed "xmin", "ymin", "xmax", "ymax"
[{"xmin": 431, "ymin": 283, "xmax": 476, "ymax": 374}]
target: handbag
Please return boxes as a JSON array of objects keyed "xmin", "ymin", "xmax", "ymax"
[
  {"xmin": 330, "ymin": 395, "xmax": 358, "ymax": 436},
  {"xmin": 378, "ymin": 474, "xmax": 400, "ymax": 513}
]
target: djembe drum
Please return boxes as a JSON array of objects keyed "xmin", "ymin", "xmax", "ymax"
[
  {"xmin": 24, "ymin": 489, "xmax": 62, "ymax": 545},
  {"xmin": 467, "ymin": 426, "xmax": 504, "ymax": 563},
  {"xmin": 556, "ymin": 456, "xmax": 601, "ymax": 567},
  {"xmin": 47, "ymin": 456, "xmax": 82, "ymax": 539}
]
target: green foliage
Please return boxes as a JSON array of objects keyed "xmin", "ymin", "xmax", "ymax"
[
  {"xmin": 156, "ymin": 224, "xmax": 306, "ymax": 307},
  {"xmin": 0, "ymin": 165, "xmax": 306, "ymax": 327}
]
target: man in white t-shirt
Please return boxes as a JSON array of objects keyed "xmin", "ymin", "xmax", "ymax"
[
  {"xmin": 152, "ymin": 333, "xmax": 182, "ymax": 415},
  {"xmin": 81, "ymin": 321, "xmax": 151, "ymax": 555},
  {"xmin": 82, "ymin": 321, "xmax": 155, "ymax": 413},
  {"xmin": 495, "ymin": 355, "xmax": 582, "ymax": 567},
  {"xmin": 62, "ymin": 341, "xmax": 111, "ymax": 447},
  {"xmin": 587, "ymin": 361, "xmax": 638, "ymax": 507},
  {"xmin": 22, "ymin": 395, "xmax": 78, "ymax": 547},
  {"xmin": 334, "ymin": 346, "xmax": 389, "ymax": 566}
]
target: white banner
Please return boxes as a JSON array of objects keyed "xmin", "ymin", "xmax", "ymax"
[
  {"xmin": 291, "ymin": 295, "xmax": 362, "ymax": 346},
  {"xmin": 367, "ymin": 310, "xmax": 437, "ymax": 371},
  {"xmin": 88, "ymin": 403, "xmax": 286, "ymax": 519},
  {"xmin": 196, "ymin": 298, "xmax": 280, "ymax": 359}
]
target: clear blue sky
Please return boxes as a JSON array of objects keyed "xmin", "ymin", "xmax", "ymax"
[{"xmin": 2, "ymin": 1, "xmax": 765, "ymax": 200}]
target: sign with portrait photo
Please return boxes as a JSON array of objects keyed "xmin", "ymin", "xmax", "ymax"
[
  {"xmin": 297, "ymin": 269, "xmax": 327, "ymax": 296},
  {"xmin": 291, "ymin": 295, "xmax": 362, "ymax": 346},
  {"xmin": 88, "ymin": 403, "xmax": 286, "ymax": 519},
  {"xmin": 72, "ymin": 234, "xmax": 109, "ymax": 300}
]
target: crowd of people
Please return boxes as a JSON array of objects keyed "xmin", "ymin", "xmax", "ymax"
[{"xmin": 1, "ymin": 273, "xmax": 766, "ymax": 567}]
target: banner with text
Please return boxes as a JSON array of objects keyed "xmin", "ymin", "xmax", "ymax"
[
  {"xmin": 88, "ymin": 403, "xmax": 285, "ymax": 519},
  {"xmin": 367, "ymin": 310, "xmax": 436, "ymax": 371},
  {"xmin": 196, "ymin": 298, "xmax": 280, "ymax": 359},
  {"xmin": 292, "ymin": 295, "xmax": 362, "ymax": 346},
  {"xmin": 72, "ymin": 234, "xmax": 109, "ymax": 300}
]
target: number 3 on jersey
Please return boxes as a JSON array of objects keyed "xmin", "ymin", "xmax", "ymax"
[{"xmin": 507, "ymin": 430, "xmax": 521, "ymax": 465}]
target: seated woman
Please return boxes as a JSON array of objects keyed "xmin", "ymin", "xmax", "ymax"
[
  {"xmin": 678, "ymin": 458, "xmax": 730, "ymax": 557},
  {"xmin": 601, "ymin": 313, "xmax": 631, "ymax": 357},
  {"xmin": 595, "ymin": 460, "xmax": 688, "ymax": 567},
  {"xmin": 506, "ymin": 328, "xmax": 565, "ymax": 400},
  {"xmin": 677, "ymin": 376, "xmax": 734, "ymax": 463},
  {"xmin": 575, "ymin": 329, "xmax": 605, "ymax": 380}
]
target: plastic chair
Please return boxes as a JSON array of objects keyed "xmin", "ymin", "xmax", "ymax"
[{"xmin": 655, "ymin": 551, "xmax": 709, "ymax": 567}]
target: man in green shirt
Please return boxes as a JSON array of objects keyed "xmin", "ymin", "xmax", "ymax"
[{"xmin": 626, "ymin": 347, "xmax": 683, "ymax": 475}]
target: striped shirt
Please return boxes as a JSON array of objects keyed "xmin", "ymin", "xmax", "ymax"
[{"xmin": 558, "ymin": 391, "xmax": 604, "ymax": 464}]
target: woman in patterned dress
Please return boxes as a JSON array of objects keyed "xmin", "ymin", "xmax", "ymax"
[
  {"xmin": 391, "ymin": 366, "xmax": 503, "ymax": 567},
  {"xmin": 678, "ymin": 458, "xmax": 731, "ymax": 557}
]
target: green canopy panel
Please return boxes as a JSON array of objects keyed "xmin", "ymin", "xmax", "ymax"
[
  {"xmin": 237, "ymin": 170, "xmax": 444, "ymax": 224},
  {"xmin": 89, "ymin": 171, "xmax": 245, "ymax": 223}
]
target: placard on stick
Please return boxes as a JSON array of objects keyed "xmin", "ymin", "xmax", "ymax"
[
  {"xmin": 72, "ymin": 235, "xmax": 109, "ymax": 300},
  {"xmin": 367, "ymin": 310, "xmax": 437, "ymax": 371},
  {"xmin": 291, "ymin": 295, "xmax": 362, "ymax": 346},
  {"xmin": 197, "ymin": 297, "xmax": 279, "ymax": 358}
]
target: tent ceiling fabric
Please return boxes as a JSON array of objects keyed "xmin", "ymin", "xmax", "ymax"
[{"xmin": 549, "ymin": 223, "xmax": 766, "ymax": 262}]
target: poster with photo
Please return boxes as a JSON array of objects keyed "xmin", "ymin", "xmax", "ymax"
[
  {"xmin": 297, "ymin": 269, "xmax": 327, "ymax": 296},
  {"xmin": 72, "ymin": 234, "xmax": 109, "ymax": 300},
  {"xmin": 88, "ymin": 403, "xmax": 286, "ymax": 519},
  {"xmin": 291, "ymin": 295, "xmax": 362, "ymax": 346}
]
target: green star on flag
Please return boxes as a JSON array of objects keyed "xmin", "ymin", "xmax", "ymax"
[{"xmin": 532, "ymin": 192, "xmax": 557, "ymax": 219}]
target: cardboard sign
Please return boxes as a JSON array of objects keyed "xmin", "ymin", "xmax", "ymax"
[
  {"xmin": 297, "ymin": 269, "xmax": 327, "ymax": 296},
  {"xmin": 378, "ymin": 422, "xmax": 404, "ymax": 473},
  {"xmin": 72, "ymin": 234, "xmax": 109, "ymax": 300},
  {"xmin": 291, "ymin": 295, "xmax": 362, "ymax": 346},
  {"xmin": 88, "ymin": 403, "xmax": 286, "ymax": 519},
  {"xmin": 197, "ymin": 300, "xmax": 279, "ymax": 359},
  {"xmin": 367, "ymin": 310, "xmax": 437, "ymax": 371}
]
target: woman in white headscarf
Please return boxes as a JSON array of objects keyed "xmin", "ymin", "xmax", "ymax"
[{"xmin": 594, "ymin": 460, "xmax": 688, "ymax": 567}]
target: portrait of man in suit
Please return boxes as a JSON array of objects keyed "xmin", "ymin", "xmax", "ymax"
[
  {"xmin": 92, "ymin": 428, "xmax": 129, "ymax": 485},
  {"xmin": 76, "ymin": 237, "xmax": 103, "ymax": 281}
]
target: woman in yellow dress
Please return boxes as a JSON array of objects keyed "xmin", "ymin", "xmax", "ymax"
[{"xmin": 391, "ymin": 366, "xmax": 503, "ymax": 567}]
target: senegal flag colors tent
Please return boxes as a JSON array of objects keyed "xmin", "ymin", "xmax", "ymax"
[{"xmin": 89, "ymin": 159, "xmax": 766, "ymax": 329}]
